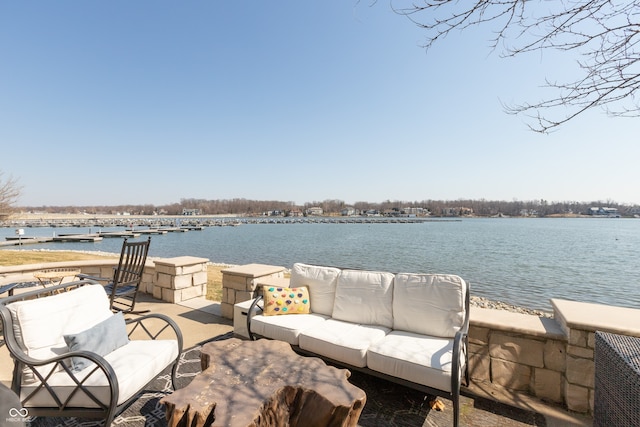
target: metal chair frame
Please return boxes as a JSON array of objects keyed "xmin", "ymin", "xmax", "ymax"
[{"xmin": 0, "ymin": 281, "xmax": 183, "ymax": 426}]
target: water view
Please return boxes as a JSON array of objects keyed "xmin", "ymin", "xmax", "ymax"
[{"xmin": 2, "ymin": 217, "xmax": 638, "ymax": 313}]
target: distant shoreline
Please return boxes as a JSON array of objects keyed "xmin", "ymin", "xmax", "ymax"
[{"xmin": 3, "ymin": 212, "xmax": 616, "ymax": 222}]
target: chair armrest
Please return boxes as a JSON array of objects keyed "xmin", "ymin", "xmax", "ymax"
[
  {"xmin": 125, "ymin": 313, "xmax": 183, "ymax": 354},
  {"xmin": 77, "ymin": 273, "xmax": 111, "ymax": 283},
  {"xmin": 13, "ymin": 348, "xmax": 119, "ymax": 410},
  {"xmin": 247, "ymin": 296, "xmax": 264, "ymax": 341}
]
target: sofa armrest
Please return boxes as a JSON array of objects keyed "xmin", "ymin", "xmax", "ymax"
[
  {"xmin": 451, "ymin": 283, "xmax": 471, "ymax": 394},
  {"xmin": 247, "ymin": 296, "xmax": 264, "ymax": 341},
  {"xmin": 451, "ymin": 328, "xmax": 469, "ymax": 393}
]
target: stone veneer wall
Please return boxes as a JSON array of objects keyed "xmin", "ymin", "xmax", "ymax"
[
  {"xmin": 0, "ymin": 256, "xmax": 209, "ymax": 304},
  {"xmin": 468, "ymin": 300, "xmax": 640, "ymax": 415},
  {"xmin": 550, "ymin": 298, "xmax": 640, "ymax": 414},
  {"xmin": 219, "ymin": 263, "xmax": 286, "ymax": 319},
  {"xmin": 468, "ymin": 308, "xmax": 568, "ymax": 408}
]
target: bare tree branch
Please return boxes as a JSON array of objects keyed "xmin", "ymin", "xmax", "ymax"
[
  {"xmin": 0, "ymin": 171, "xmax": 22, "ymax": 215},
  {"xmin": 392, "ymin": 0, "xmax": 640, "ymax": 132}
]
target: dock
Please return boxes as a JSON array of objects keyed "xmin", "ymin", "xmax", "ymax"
[
  {"xmin": 4, "ymin": 234, "xmax": 103, "ymax": 244},
  {"xmin": 51, "ymin": 234, "xmax": 103, "ymax": 242},
  {"xmin": 1, "ymin": 237, "xmax": 54, "ymax": 247},
  {"xmin": 158, "ymin": 227, "xmax": 189, "ymax": 233},
  {"xmin": 130, "ymin": 229, "xmax": 169, "ymax": 235},
  {"xmin": 2, "ymin": 224, "xmax": 204, "ymax": 248},
  {"xmin": 96, "ymin": 231, "xmax": 142, "ymax": 238}
]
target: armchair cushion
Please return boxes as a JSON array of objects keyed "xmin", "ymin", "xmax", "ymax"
[
  {"xmin": 20, "ymin": 339, "xmax": 179, "ymax": 407},
  {"xmin": 7, "ymin": 285, "xmax": 113, "ymax": 383},
  {"xmin": 64, "ymin": 312, "xmax": 129, "ymax": 371}
]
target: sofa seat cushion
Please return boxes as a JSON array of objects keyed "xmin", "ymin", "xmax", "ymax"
[
  {"xmin": 367, "ymin": 331, "xmax": 463, "ymax": 393},
  {"xmin": 290, "ymin": 263, "xmax": 341, "ymax": 316},
  {"xmin": 332, "ymin": 269, "xmax": 395, "ymax": 328},
  {"xmin": 250, "ymin": 313, "xmax": 329, "ymax": 345},
  {"xmin": 298, "ymin": 319, "xmax": 390, "ymax": 368},
  {"xmin": 20, "ymin": 339, "xmax": 179, "ymax": 408}
]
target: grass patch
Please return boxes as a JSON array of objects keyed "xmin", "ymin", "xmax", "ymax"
[
  {"xmin": 1, "ymin": 249, "xmax": 226, "ymax": 302},
  {"xmin": 206, "ymin": 266, "xmax": 224, "ymax": 301},
  {"xmin": 0, "ymin": 250, "xmax": 118, "ymax": 265}
]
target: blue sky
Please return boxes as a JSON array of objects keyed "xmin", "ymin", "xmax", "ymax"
[{"xmin": 1, "ymin": 1, "xmax": 638, "ymax": 207}]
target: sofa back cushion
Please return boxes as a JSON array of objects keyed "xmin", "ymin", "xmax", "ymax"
[
  {"xmin": 8, "ymin": 284, "xmax": 113, "ymax": 363},
  {"xmin": 290, "ymin": 263, "xmax": 341, "ymax": 316},
  {"xmin": 393, "ymin": 273, "xmax": 467, "ymax": 338},
  {"xmin": 332, "ymin": 269, "xmax": 395, "ymax": 328}
]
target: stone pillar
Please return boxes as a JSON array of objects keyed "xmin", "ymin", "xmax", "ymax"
[
  {"xmin": 153, "ymin": 256, "xmax": 209, "ymax": 303},
  {"xmin": 563, "ymin": 329, "xmax": 594, "ymax": 413},
  {"xmin": 221, "ymin": 263, "xmax": 286, "ymax": 319}
]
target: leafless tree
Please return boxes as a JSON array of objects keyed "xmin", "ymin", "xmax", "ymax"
[
  {"xmin": 392, "ymin": 0, "xmax": 640, "ymax": 132},
  {"xmin": 0, "ymin": 171, "xmax": 21, "ymax": 215}
]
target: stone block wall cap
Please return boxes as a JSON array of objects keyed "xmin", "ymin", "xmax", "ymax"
[
  {"xmin": 154, "ymin": 256, "xmax": 210, "ymax": 267},
  {"xmin": 221, "ymin": 263, "xmax": 286, "ymax": 278},
  {"xmin": 0, "ymin": 259, "xmax": 120, "ymax": 275},
  {"xmin": 551, "ymin": 298, "xmax": 640, "ymax": 337},
  {"xmin": 470, "ymin": 307, "xmax": 565, "ymax": 340}
]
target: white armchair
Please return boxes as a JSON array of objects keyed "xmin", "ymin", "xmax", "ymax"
[{"xmin": 0, "ymin": 281, "xmax": 183, "ymax": 425}]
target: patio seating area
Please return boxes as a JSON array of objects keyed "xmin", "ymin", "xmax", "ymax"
[{"xmin": 0, "ymin": 284, "xmax": 592, "ymax": 427}]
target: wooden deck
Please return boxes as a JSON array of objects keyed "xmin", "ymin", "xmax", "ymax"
[{"xmin": 2, "ymin": 225, "xmax": 203, "ymax": 247}]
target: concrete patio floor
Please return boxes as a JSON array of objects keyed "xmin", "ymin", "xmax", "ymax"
[{"xmin": 1, "ymin": 293, "xmax": 592, "ymax": 427}]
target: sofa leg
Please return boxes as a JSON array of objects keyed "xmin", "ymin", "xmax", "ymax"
[{"xmin": 453, "ymin": 394, "xmax": 460, "ymax": 427}]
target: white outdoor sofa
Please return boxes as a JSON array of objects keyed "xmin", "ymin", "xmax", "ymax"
[
  {"xmin": 246, "ymin": 263, "xmax": 469, "ymax": 427},
  {"xmin": 0, "ymin": 281, "xmax": 183, "ymax": 425}
]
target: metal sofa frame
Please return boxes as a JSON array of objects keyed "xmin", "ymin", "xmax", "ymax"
[{"xmin": 246, "ymin": 273, "xmax": 470, "ymax": 427}]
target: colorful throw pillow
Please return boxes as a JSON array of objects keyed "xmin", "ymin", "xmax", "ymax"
[{"xmin": 263, "ymin": 286, "xmax": 310, "ymax": 316}]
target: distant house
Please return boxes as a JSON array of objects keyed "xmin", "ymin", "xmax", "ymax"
[
  {"xmin": 362, "ymin": 209, "xmax": 380, "ymax": 216},
  {"xmin": 288, "ymin": 209, "xmax": 303, "ymax": 217},
  {"xmin": 341, "ymin": 207, "xmax": 356, "ymax": 216},
  {"xmin": 306, "ymin": 207, "xmax": 324, "ymax": 216},
  {"xmin": 182, "ymin": 208, "xmax": 201, "ymax": 216},
  {"xmin": 402, "ymin": 207, "xmax": 431, "ymax": 216},
  {"xmin": 520, "ymin": 209, "xmax": 539, "ymax": 217},
  {"xmin": 441, "ymin": 207, "xmax": 473, "ymax": 217},
  {"xmin": 589, "ymin": 207, "xmax": 620, "ymax": 217}
]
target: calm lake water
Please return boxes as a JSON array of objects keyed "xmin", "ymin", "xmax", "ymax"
[{"xmin": 2, "ymin": 218, "xmax": 639, "ymax": 312}]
